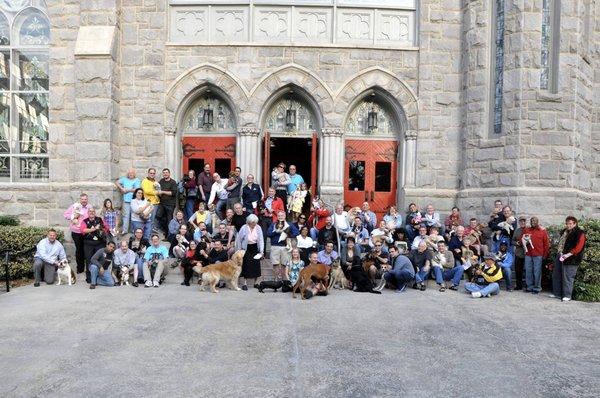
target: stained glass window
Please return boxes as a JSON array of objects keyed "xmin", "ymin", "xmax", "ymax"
[
  {"xmin": 345, "ymin": 99, "xmax": 395, "ymax": 136},
  {"xmin": 264, "ymin": 97, "xmax": 317, "ymax": 135},
  {"xmin": 183, "ymin": 95, "xmax": 236, "ymax": 134},
  {"xmin": 0, "ymin": 3, "xmax": 50, "ymax": 181},
  {"xmin": 540, "ymin": 0, "xmax": 560, "ymax": 92},
  {"xmin": 492, "ymin": 0, "xmax": 505, "ymax": 135}
]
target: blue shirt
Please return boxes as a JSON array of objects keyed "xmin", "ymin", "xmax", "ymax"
[
  {"xmin": 143, "ymin": 245, "xmax": 169, "ymax": 261},
  {"xmin": 119, "ymin": 176, "xmax": 141, "ymax": 203},
  {"xmin": 287, "ymin": 174, "xmax": 305, "ymax": 194}
]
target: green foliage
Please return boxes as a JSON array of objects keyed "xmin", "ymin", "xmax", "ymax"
[
  {"xmin": 0, "ymin": 226, "xmax": 64, "ymax": 280},
  {"xmin": 546, "ymin": 220, "xmax": 600, "ymax": 301},
  {"xmin": 0, "ymin": 215, "xmax": 20, "ymax": 226}
]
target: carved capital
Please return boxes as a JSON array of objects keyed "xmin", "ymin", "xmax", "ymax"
[
  {"xmin": 405, "ymin": 130, "xmax": 417, "ymax": 141},
  {"xmin": 321, "ymin": 128, "xmax": 343, "ymax": 138},
  {"xmin": 164, "ymin": 126, "xmax": 176, "ymax": 136},
  {"xmin": 238, "ymin": 127, "xmax": 260, "ymax": 137}
]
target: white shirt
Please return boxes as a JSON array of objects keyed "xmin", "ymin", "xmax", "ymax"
[
  {"xmin": 296, "ymin": 235, "xmax": 315, "ymax": 249},
  {"xmin": 333, "ymin": 212, "xmax": 350, "ymax": 231},
  {"xmin": 208, "ymin": 179, "xmax": 229, "ymax": 204}
]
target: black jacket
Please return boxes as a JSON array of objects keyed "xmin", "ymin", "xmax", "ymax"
[{"xmin": 561, "ymin": 227, "xmax": 586, "ymax": 266}]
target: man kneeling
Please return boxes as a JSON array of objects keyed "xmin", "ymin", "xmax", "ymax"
[
  {"xmin": 89, "ymin": 241, "xmax": 116, "ymax": 289},
  {"xmin": 464, "ymin": 253, "xmax": 503, "ymax": 298},
  {"xmin": 32, "ymin": 229, "xmax": 67, "ymax": 287}
]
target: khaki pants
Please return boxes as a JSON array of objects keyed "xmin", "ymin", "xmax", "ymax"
[{"xmin": 143, "ymin": 260, "xmax": 169, "ymax": 284}]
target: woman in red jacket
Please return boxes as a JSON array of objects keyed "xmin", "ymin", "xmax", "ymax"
[{"xmin": 551, "ymin": 216, "xmax": 586, "ymax": 302}]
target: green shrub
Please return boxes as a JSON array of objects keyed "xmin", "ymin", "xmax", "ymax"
[
  {"xmin": 0, "ymin": 215, "xmax": 20, "ymax": 226},
  {"xmin": 546, "ymin": 220, "xmax": 600, "ymax": 302},
  {"xmin": 0, "ymin": 226, "xmax": 65, "ymax": 280}
]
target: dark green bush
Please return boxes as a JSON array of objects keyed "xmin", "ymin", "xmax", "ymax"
[
  {"xmin": 0, "ymin": 226, "xmax": 65, "ymax": 280},
  {"xmin": 0, "ymin": 215, "xmax": 20, "ymax": 226},
  {"xmin": 547, "ymin": 219, "xmax": 600, "ymax": 302}
]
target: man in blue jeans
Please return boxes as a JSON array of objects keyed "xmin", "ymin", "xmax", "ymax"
[
  {"xmin": 383, "ymin": 245, "xmax": 415, "ymax": 293},
  {"xmin": 89, "ymin": 241, "xmax": 116, "ymax": 289},
  {"xmin": 431, "ymin": 241, "xmax": 464, "ymax": 291},
  {"xmin": 465, "ymin": 254, "xmax": 503, "ymax": 298},
  {"xmin": 522, "ymin": 217, "xmax": 550, "ymax": 294},
  {"xmin": 495, "ymin": 240, "xmax": 515, "ymax": 291},
  {"xmin": 409, "ymin": 241, "xmax": 432, "ymax": 291}
]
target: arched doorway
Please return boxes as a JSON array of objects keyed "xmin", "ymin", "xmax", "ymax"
[
  {"xmin": 344, "ymin": 90, "xmax": 402, "ymax": 218},
  {"xmin": 260, "ymin": 86, "xmax": 322, "ymax": 194},
  {"xmin": 180, "ymin": 88, "xmax": 237, "ymax": 179}
]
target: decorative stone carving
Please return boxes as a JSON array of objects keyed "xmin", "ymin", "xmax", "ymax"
[
  {"xmin": 338, "ymin": 11, "xmax": 372, "ymax": 41},
  {"xmin": 379, "ymin": 13, "xmax": 410, "ymax": 42},
  {"xmin": 0, "ymin": 0, "xmax": 28, "ymax": 13},
  {"xmin": 405, "ymin": 130, "xmax": 418, "ymax": 141},
  {"xmin": 214, "ymin": 9, "xmax": 247, "ymax": 40},
  {"xmin": 255, "ymin": 10, "xmax": 289, "ymax": 40},
  {"xmin": 321, "ymin": 128, "xmax": 343, "ymax": 137},
  {"xmin": 238, "ymin": 127, "xmax": 260, "ymax": 137},
  {"xmin": 175, "ymin": 11, "xmax": 206, "ymax": 39},
  {"xmin": 295, "ymin": 9, "xmax": 330, "ymax": 42}
]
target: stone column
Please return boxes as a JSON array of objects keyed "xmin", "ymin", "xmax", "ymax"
[
  {"xmin": 164, "ymin": 127, "xmax": 177, "ymax": 178},
  {"xmin": 318, "ymin": 128, "xmax": 344, "ymax": 205},
  {"xmin": 237, "ymin": 128, "xmax": 261, "ymax": 183},
  {"xmin": 399, "ymin": 130, "xmax": 418, "ymax": 211}
]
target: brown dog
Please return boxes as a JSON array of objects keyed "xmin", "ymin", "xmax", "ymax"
[
  {"xmin": 292, "ymin": 263, "xmax": 330, "ymax": 299},
  {"xmin": 192, "ymin": 250, "xmax": 245, "ymax": 293},
  {"xmin": 327, "ymin": 259, "xmax": 348, "ymax": 291}
]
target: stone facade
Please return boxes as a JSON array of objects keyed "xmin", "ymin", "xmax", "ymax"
[{"xmin": 1, "ymin": 0, "xmax": 599, "ymax": 230}]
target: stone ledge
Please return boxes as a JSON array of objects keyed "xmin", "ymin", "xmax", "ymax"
[{"xmin": 75, "ymin": 26, "xmax": 117, "ymax": 58}]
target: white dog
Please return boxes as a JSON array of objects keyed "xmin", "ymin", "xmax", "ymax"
[
  {"xmin": 496, "ymin": 216, "xmax": 516, "ymax": 238},
  {"xmin": 522, "ymin": 234, "xmax": 535, "ymax": 254},
  {"xmin": 56, "ymin": 259, "xmax": 76, "ymax": 286},
  {"xmin": 118, "ymin": 266, "xmax": 130, "ymax": 286}
]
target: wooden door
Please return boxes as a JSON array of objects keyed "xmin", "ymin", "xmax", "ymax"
[
  {"xmin": 182, "ymin": 136, "xmax": 236, "ymax": 177},
  {"xmin": 344, "ymin": 139, "xmax": 398, "ymax": 219}
]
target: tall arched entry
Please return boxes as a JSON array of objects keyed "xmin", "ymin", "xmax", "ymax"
[
  {"xmin": 344, "ymin": 90, "xmax": 402, "ymax": 218},
  {"xmin": 260, "ymin": 86, "xmax": 322, "ymax": 193},
  {"xmin": 180, "ymin": 87, "xmax": 237, "ymax": 179}
]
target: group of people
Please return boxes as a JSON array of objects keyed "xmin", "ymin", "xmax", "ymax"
[{"xmin": 31, "ymin": 164, "xmax": 586, "ymax": 302}]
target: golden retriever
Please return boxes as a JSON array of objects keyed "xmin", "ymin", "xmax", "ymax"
[{"xmin": 192, "ymin": 250, "xmax": 245, "ymax": 293}]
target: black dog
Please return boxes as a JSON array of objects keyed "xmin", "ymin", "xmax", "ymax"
[
  {"xmin": 350, "ymin": 266, "xmax": 382, "ymax": 294},
  {"xmin": 258, "ymin": 280, "xmax": 286, "ymax": 293}
]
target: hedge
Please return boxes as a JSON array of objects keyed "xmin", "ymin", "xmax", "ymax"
[
  {"xmin": 0, "ymin": 215, "xmax": 20, "ymax": 226},
  {"xmin": 547, "ymin": 219, "xmax": 600, "ymax": 302},
  {"xmin": 0, "ymin": 226, "xmax": 65, "ymax": 281}
]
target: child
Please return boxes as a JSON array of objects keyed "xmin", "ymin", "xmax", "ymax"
[
  {"xmin": 101, "ymin": 198, "xmax": 120, "ymax": 237},
  {"xmin": 285, "ymin": 248, "xmax": 304, "ymax": 286},
  {"xmin": 465, "ymin": 253, "xmax": 503, "ymax": 298},
  {"xmin": 289, "ymin": 183, "xmax": 307, "ymax": 222}
]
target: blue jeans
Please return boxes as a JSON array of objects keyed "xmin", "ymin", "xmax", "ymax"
[
  {"xmin": 432, "ymin": 265, "xmax": 464, "ymax": 286},
  {"xmin": 122, "ymin": 202, "xmax": 132, "ymax": 233},
  {"xmin": 131, "ymin": 219, "xmax": 153, "ymax": 241},
  {"xmin": 89, "ymin": 264, "xmax": 115, "ymax": 286},
  {"xmin": 501, "ymin": 266, "xmax": 513, "ymax": 290},
  {"xmin": 524, "ymin": 255, "xmax": 543, "ymax": 292},
  {"xmin": 136, "ymin": 256, "xmax": 145, "ymax": 281},
  {"xmin": 384, "ymin": 269, "xmax": 414, "ymax": 289},
  {"xmin": 465, "ymin": 282, "xmax": 500, "ymax": 297},
  {"xmin": 184, "ymin": 197, "xmax": 196, "ymax": 221},
  {"xmin": 414, "ymin": 267, "xmax": 431, "ymax": 283},
  {"xmin": 216, "ymin": 199, "xmax": 227, "ymax": 220}
]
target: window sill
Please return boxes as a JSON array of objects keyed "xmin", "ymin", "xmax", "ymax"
[{"xmin": 537, "ymin": 91, "xmax": 562, "ymax": 102}]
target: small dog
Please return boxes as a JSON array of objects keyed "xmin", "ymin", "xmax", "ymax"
[
  {"xmin": 56, "ymin": 259, "xmax": 76, "ymax": 286},
  {"xmin": 292, "ymin": 263, "xmax": 330, "ymax": 299},
  {"xmin": 497, "ymin": 216, "xmax": 516, "ymax": 236},
  {"xmin": 522, "ymin": 234, "xmax": 534, "ymax": 253},
  {"xmin": 257, "ymin": 280, "xmax": 284, "ymax": 293},
  {"xmin": 193, "ymin": 250, "xmax": 245, "ymax": 293},
  {"xmin": 116, "ymin": 266, "xmax": 130, "ymax": 286},
  {"xmin": 328, "ymin": 259, "xmax": 348, "ymax": 291}
]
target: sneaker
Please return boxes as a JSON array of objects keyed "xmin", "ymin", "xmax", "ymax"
[
  {"xmin": 145, "ymin": 281, "xmax": 152, "ymax": 288},
  {"xmin": 562, "ymin": 297, "xmax": 571, "ymax": 302},
  {"xmin": 153, "ymin": 281, "xmax": 159, "ymax": 288},
  {"xmin": 89, "ymin": 284, "xmax": 96, "ymax": 290},
  {"xmin": 449, "ymin": 285, "xmax": 459, "ymax": 291},
  {"xmin": 548, "ymin": 294, "xmax": 557, "ymax": 298},
  {"xmin": 507, "ymin": 288, "xmax": 513, "ymax": 292},
  {"xmin": 242, "ymin": 285, "xmax": 248, "ymax": 291},
  {"xmin": 395, "ymin": 284, "xmax": 406, "ymax": 293},
  {"xmin": 132, "ymin": 282, "xmax": 138, "ymax": 287},
  {"xmin": 471, "ymin": 291, "xmax": 482, "ymax": 298},
  {"xmin": 419, "ymin": 283, "xmax": 426, "ymax": 291},
  {"xmin": 34, "ymin": 282, "xmax": 40, "ymax": 287},
  {"xmin": 438, "ymin": 285, "xmax": 446, "ymax": 292}
]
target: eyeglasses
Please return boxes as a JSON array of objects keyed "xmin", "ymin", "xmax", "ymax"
[{"xmin": 299, "ymin": 216, "xmax": 306, "ymax": 220}]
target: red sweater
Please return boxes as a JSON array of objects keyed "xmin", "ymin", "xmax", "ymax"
[{"xmin": 522, "ymin": 226, "xmax": 550, "ymax": 258}]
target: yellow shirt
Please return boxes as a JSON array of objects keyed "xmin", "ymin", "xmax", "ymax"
[{"xmin": 141, "ymin": 178, "xmax": 159, "ymax": 205}]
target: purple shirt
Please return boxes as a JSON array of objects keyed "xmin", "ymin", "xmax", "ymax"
[{"xmin": 317, "ymin": 250, "xmax": 338, "ymax": 266}]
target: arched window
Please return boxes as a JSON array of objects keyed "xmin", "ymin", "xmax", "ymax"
[
  {"xmin": 345, "ymin": 97, "xmax": 396, "ymax": 137},
  {"xmin": 182, "ymin": 95, "xmax": 236, "ymax": 134},
  {"xmin": 0, "ymin": 1, "xmax": 49, "ymax": 182},
  {"xmin": 264, "ymin": 96, "xmax": 317, "ymax": 135}
]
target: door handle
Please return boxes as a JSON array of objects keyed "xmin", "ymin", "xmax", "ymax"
[
  {"xmin": 370, "ymin": 191, "xmax": 374, "ymax": 202},
  {"xmin": 364, "ymin": 190, "xmax": 369, "ymax": 202}
]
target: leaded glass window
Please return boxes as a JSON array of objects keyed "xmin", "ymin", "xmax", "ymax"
[
  {"xmin": 264, "ymin": 97, "xmax": 317, "ymax": 135},
  {"xmin": 345, "ymin": 100, "xmax": 395, "ymax": 136},
  {"xmin": 183, "ymin": 95, "xmax": 236, "ymax": 134},
  {"xmin": 492, "ymin": 0, "xmax": 505, "ymax": 135},
  {"xmin": 540, "ymin": 0, "xmax": 560, "ymax": 92},
  {"xmin": 0, "ymin": 1, "xmax": 50, "ymax": 182}
]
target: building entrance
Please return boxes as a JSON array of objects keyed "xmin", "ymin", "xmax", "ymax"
[
  {"xmin": 182, "ymin": 136, "xmax": 236, "ymax": 178},
  {"xmin": 263, "ymin": 135, "xmax": 318, "ymax": 192}
]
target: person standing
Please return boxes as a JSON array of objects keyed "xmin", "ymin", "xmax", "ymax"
[
  {"xmin": 512, "ymin": 217, "xmax": 527, "ymax": 290},
  {"xmin": 241, "ymin": 174, "xmax": 263, "ymax": 214},
  {"xmin": 130, "ymin": 188, "xmax": 153, "ymax": 240},
  {"xmin": 235, "ymin": 214, "xmax": 264, "ymax": 290},
  {"xmin": 63, "ymin": 193, "xmax": 90, "ymax": 274},
  {"xmin": 522, "ymin": 217, "xmax": 550, "ymax": 294},
  {"xmin": 81, "ymin": 207, "xmax": 108, "ymax": 283},
  {"xmin": 207, "ymin": 172, "xmax": 229, "ymax": 220},
  {"xmin": 32, "ymin": 229, "xmax": 67, "ymax": 287},
  {"xmin": 287, "ymin": 164, "xmax": 305, "ymax": 196},
  {"xmin": 271, "ymin": 163, "xmax": 290, "ymax": 205},
  {"xmin": 225, "ymin": 166, "xmax": 243, "ymax": 210},
  {"xmin": 197, "ymin": 163, "xmax": 213, "ymax": 204},
  {"xmin": 114, "ymin": 168, "xmax": 140, "ymax": 234},
  {"xmin": 551, "ymin": 216, "xmax": 586, "ymax": 302},
  {"xmin": 156, "ymin": 168, "xmax": 178, "ymax": 235},
  {"xmin": 181, "ymin": 169, "xmax": 198, "ymax": 221},
  {"xmin": 141, "ymin": 168, "xmax": 160, "ymax": 227}
]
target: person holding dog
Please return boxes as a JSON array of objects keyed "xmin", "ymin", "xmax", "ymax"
[
  {"xmin": 521, "ymin": 217, "xmax": 550, "ymax": 295},
  {"xmin": 409, "ymin": 241, "xmax": 432, "ymax": 291},
  {"xmin": 63, "ymin": 193, "xmax": 90, "ymax": 274},
  {"xmin": 550, "ymin": 216, "xmax": 586, "ymax": 302},
  {"xmin": 383, "ymin": 245, "xmax": 415, "ymax": 293},
  {"xmin": 32, "ymin": 229, "xmax": 67, "ymax": 287},
  {"xmin": 267, "ymin": 211, "xmax": 299, "ymax": 280},
  {"xmin": 81, "ymin": 207, "xmax": 108, "ymax": 284},
  {"xmin": 431, "ymin": 241, "xmax": 463, "ymax": 292},
  {"xmin": 465, "ymin": 253, "xmax": 503, "ymax": 298},
  {"xmin": 89, "ymin": 241, "xmax": 116, "ymax": 289},
  {"xmin": 114, "ymin": 240, "xmax": 139, "ymax": 287},
  {"xmin": 130, "ymin": 188, "xmax": 153, "ymax": 241},
  {"xmin": 142, "ymin": 234, "xmax": 170, "ymax": 288}
]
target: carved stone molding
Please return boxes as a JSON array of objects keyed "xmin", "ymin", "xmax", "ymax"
[
  {"xmin": 238, "ymin": 127, "xmax": 260, "ymax": 137},
  {"xmin": 164, "ymin": 126, "xmax": 176, "ymax": 136},
  {"xmin": 321, "ymin": 128, "xmax": 343, "ymax": 138},
  {"xmin": 405, "ymin": 130, "xmax": 417, "ymax": 141}
]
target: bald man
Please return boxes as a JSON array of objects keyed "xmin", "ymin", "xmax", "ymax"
[{"xmin": 115, "ymin": 168, "xmax": 141, "ymax": 234}]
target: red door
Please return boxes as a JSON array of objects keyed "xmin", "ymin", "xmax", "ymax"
[
  {"xmin": 344, "ymin": 139, "xmax": 398, "ymax": 219},
  {"xmin": 182, "ymin": 136, "xmax": 236, "ymax": 177}
]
